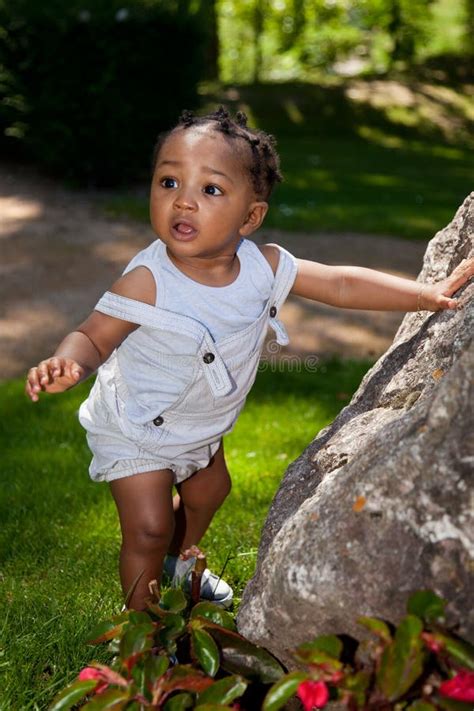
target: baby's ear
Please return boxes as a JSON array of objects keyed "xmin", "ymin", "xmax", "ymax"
[{"xmin": 240, "ymin": 201, "xmax": 269, "ymax": 236}]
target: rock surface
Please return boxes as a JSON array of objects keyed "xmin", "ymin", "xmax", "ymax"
[{"xmin": 237, "ymin": 194, "xmax": 474, "ymax": 666}]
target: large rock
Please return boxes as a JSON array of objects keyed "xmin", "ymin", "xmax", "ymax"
[{"xmin": 237, "ymin": 194, "xmax": 474, "ymax": 666}]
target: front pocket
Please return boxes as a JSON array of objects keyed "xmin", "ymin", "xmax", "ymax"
[{"xmin": 210, "ymin": 348, "xmax": 262, "ymax": 410}]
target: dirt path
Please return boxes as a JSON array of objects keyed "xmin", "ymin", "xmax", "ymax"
[{"xmin": 0, "ymin": 162, "xmax": 428, "ymax": 380}]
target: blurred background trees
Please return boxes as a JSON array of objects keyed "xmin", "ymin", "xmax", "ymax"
[
  {"xmin": 218, "ymin": 0, "xmax": 471, "ymax": 83},
  {"xmin": 0, "ymin": 0, "xmax": 471, "ymax": 186},
  {"xmin": 0, "ymin": 0, "xmax": 208, "ymax": 185}
]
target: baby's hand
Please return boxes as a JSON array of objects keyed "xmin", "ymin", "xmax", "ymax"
[
  {"xmin": 25, "ymin": 357, "xmax": 84, "ymax": 402},
  {"xmin": 421, "ymin": 257, "xmax": 474, "ymax": 311}
]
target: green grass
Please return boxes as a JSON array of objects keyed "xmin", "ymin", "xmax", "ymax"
[
  {"xmin": 103, "ymin": 79, "xmax": 473, "ymax": 240},
  {"xmin": 0, "ymin": 358, "xmax": 372, "ymax": 709}
]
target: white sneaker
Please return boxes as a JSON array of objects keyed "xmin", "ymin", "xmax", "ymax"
[{"xmin": 163, "ymin": 555, "xmax": 233, "ymax": 609}]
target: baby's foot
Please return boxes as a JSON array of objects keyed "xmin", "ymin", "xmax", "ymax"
[{"xmin": 163, "ymin": 555, "xmax": 233, "ymax": 609}]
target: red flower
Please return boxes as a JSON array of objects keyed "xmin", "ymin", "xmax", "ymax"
[
  {"xmin": 297, "ymin": 680, "xmax": 329, "ymax": 710},
  {"xmin": 78, "ymin": 667, "xmax": 108, "ymax": 695},
  {"xmin": 439, "ymin": 669, "xmax": 474, "ymax": 703},
  {"xmin": 421, "ymin": 632, "xmax": 443, "ymax": 654}
]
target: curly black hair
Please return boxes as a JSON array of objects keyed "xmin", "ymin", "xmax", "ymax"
[{"xmin": 151, "ymin": 106, "xmax": 283, "ymax": 201}]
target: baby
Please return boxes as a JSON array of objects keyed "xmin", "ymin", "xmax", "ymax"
[{"xmin": 25, "ymin": 106, "xmax": 474, "ymax": 611}]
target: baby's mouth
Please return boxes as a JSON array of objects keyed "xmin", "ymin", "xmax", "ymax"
[
  {"xmin": 171, "ymin": 221, "xmax": 198, "ymax": 241},
  {"xmin": 174, "ymin": 222, "xmax": 196, "ymax": 235}
]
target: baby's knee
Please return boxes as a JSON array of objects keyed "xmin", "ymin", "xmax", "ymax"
[
  {"xmin": 185, "ymin": 475, "xmax": 231, "ymax": 513},
  {"xmin": 125, "ymin": 518, "xmax": 175, "ymax": 552}
]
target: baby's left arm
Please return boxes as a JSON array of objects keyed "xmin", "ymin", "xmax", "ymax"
[{"xmin": 290, "ymin": 256, "xmax": 474, "ymax": 312}]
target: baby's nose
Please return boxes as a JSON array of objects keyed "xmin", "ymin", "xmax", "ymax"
[{"xmin": 173, "ymin": 190, "xmax": 198, "ymax": 210}]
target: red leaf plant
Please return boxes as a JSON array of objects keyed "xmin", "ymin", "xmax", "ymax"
[{"xmin": 78, "ymin": 667, "xmax": 109, "ymax": 695}]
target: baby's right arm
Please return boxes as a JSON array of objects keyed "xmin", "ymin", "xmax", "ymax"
[{"xmin": 25, "ymin": 266, "xmax": 155, "ymax": 402}]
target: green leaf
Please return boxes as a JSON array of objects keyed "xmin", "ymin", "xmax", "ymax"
[
  {"xmin": 197, "ymin": 675, "xmax": 247, "ymax": 705},
  {"xmin": 357, "ymin": 616, "xmax": 392, "ymax": 643},
  {"xmin": 294, "ymin": 647, "xmax": 343, "ymax": 672},
  {"xmin": 190, "ymin": 602, "xmax": 237, "ymax": 631},
  {"xmin": 195, "ymin": 706, "xmax": 233, "ymax": 710},
  {"xmin": 128, "ymin": 611, "xmax": 155, "ymax": 625},
  {"xmin": 435, "ymin": 696, "xmax": 474, "ymax": 711},
  {"xmin": 163, "ymin": 692, "xmax": 195, "ymax": 710},
  {"xmin": 341, "ymin": 670, "xmax": 370, "ymax": 708},
  {"xmin": 86, "ymin": 614, "xmax": 129, "ymax": 645},
  {"xmin": 262, "ymin": 671, "xmax": 309, "ymax": 711},
  {"xmin": 49, "ymin": 679, "xmax": 98, "ymax": 711},
  {"xmin": 296, "ymin": 634, "xmax": 343, "ymax": 660},
  {"xmin": 406, "ymin": 701, "xmax": 437, "ymax": 710},
  {"xmin": 205, "ymin": 623, "xmax": 284, "ymax": 683},
  {"xmin": 432, "ymin": 632, "xmax": 474, "ymax": 670},
  {"xmin": 160, "ymin": 588, "xmax": 188, "ymax": 613},
  {"xmin": 407, "ymin": 591, "xmax": 446, "ymax": 623},
  {"xmin": 119, "ymin": 621, "xmax": 154, "ymax": 660},
  {"xmin": 376, "ymin": 615, "xmax": 426, "ymax": 702},
  {"xmin": 81, "ymin": 688, "xmax": 131, "ymax": 709},
  {"xmin": 144, "ymin": 653, "xmax": 170, "ymax": 683},
  {"xmin": 158, "ymin": 613, "xmax": 187, "ymax": 646},
  {"xmin": 131, "ymin": 662, "xmax": 145, "ymax": 696},
  {"xmin": 191, "ymin": 628, "xmax": 220, "ymax": 677}
]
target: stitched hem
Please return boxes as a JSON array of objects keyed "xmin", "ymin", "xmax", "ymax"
[{"xmin": 91, "ymin": 461, "xmax": 178, "ymax": 484}]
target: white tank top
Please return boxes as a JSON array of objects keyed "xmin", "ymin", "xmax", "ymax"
[{"xmin": 123, "ymin": 238, "xmax": 275, "ymax": 342}]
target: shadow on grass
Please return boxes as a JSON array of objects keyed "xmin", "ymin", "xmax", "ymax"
[
  {"xmin": 104, "ymin": 78, "xmax": 472, "ymax": 238},
  {"xmin": 201, "ymin": 78, "xmax": 473, "ymax": 146}
]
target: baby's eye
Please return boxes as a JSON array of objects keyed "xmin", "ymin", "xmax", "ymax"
[
  {"xmin": 204, "ymin": 184, "xmax": 223, "ymax": 196},
  {"xmin": 161, "ymin": 177, "xmax": 178, "ymax": 189}
]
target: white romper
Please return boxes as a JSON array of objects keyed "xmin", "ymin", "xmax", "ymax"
[{"xmin": 78, "ymin": 238, "xmax": 298, "ymax": 484}]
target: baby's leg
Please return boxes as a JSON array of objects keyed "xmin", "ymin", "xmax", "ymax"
[
  {"xmin": 169, "ymin": 440, "xmax": 231, "ymax": 555},
  {"xmin": 109, "ymin": 468, "xmax": 175, "ymax": 611}
]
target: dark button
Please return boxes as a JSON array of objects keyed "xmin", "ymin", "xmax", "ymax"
[
  {"xmin": 270, "ymin": 306, "xmax": 277, "ymax": 317},
  {"xmin": 152, "ymin": 415, "xmax": 164, "ymax": 426},
  {"xmin": 203, "ymin": 352, "xmax": 215, "ymax": 364}
]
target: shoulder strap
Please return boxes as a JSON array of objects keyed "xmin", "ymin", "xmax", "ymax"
[
  {"xmin": 94, "ymin": 292, "xmax": 233, "ymax": 397},
  {"xmin": 271, "ymin": 245, "xmax": 298, "ymax": 309},
  {"xmin": 267, "ymin": 245, "xmax": 298, "ymax": 346}
]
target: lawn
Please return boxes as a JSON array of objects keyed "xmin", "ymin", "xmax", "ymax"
[
  {"xmin": 103, "ymin": 78, "xmax": 474, "ymax": 240},
  {"xmin": 0, "ymin": 358, "xmax": 372, "ymax": 709}
]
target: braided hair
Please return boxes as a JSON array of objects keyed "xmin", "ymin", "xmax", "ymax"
[{"xmin": 151, "ymin": 106, "xmax": 283, "ymax": 201}]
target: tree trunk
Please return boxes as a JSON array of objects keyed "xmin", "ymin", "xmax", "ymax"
[
  {"xmin": 253, "ymin": 0, "xmax": 265, "ymax": 84},
  {"xmin": 205, "ymin": 0, "xmax": 220, "ymax": 80},
  {"xmin": 387, "ymin": 0, "xmax": 403, "ymax": 68},
  {"xmin": 466, "ymin": 0, "xmax": 474, "ymax": 56}
]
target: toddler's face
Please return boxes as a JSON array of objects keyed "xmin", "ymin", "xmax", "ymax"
[{"xmin": 149, "ymin": 126, "xmax": 267, "ymax": 261}]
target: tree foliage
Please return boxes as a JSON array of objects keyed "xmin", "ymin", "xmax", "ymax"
[
  {"xmin": 0, "ymin": 0, "xmax": 206, "ymax": 184},
  {"xmin": 217, "ymin": 0, "xmax": 469, "ymax": 83}
]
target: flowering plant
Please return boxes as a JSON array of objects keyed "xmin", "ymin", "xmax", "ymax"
[
  {"xmin": 49, "ymin": 578, "xmax": 284, "ymax": 710},
  {"xmin": 262, "ymin": 590, "xmax": 474, "ymax": 711},
  {"xmin": 49, "ymin": 585, "xmax": 474, "ymax": 710}
]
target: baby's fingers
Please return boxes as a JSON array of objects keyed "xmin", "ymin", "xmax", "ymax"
[
  {"xmin": 448, "ymin": 257, "xmax": 474, "ymax": 288},
  {"xmin": 64, "ymin": 360, "xmax": 84, "ymax": 383},
  {"xmin": 48, "ymin": 356, "xmax": 64, "ymax": 379},
  {"xmin": 26, "ymin": 366, "xmax": 43, "ymax": 401},
  {"xmin": 37, "ymin": 360, "xmax": 55, "ymax": 387}
]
